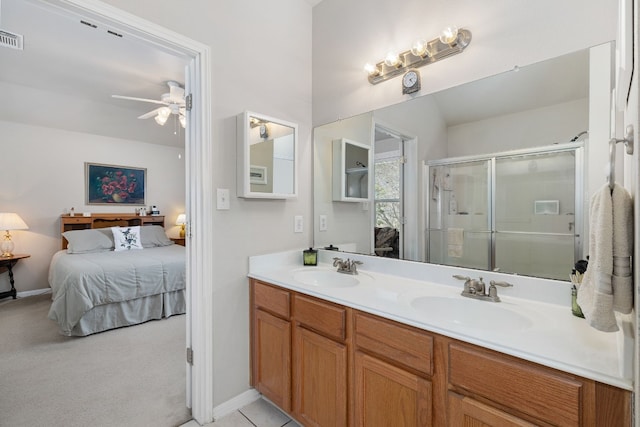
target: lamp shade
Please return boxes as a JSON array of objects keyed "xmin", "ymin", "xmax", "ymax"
[
  {"xmin": 175, "ymin": 214, "xmax": 186, "ymax": 226},
  {"xmin": 0, "ymin": 213, "xmax": 28, "ymax": 231}
]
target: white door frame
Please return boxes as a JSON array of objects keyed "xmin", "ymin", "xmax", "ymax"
[{"xmin": 40, "ymin": 0, "xmax": 214, "ymax": 423}]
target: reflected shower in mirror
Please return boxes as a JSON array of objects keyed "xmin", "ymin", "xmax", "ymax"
[{"xmin": 313, "ymin": 42, "xmax": 613, "ymax": 281}]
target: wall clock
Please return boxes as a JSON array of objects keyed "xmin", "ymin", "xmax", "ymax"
[{"xmin": 402, "ymin": 69, "xmax": 421, "ymax": 94}]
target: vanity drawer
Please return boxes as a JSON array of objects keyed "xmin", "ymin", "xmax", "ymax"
[
  {"xmin": 293, "ymin": 294, "xmax": 346, "ymax": 342},
  {"xmin": 448, "ymin": 342, "xmax": 583, "ymax": 426},
  {"xmin": 354, "ymin": 312, "xmax": 432, "ymax": 376},
  {"xmin": 253, "ymin": 280, "xmax": 290, "ymax": 319}
]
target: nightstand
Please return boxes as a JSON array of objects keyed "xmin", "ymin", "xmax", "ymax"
[
  {"xmin": 171, "ymin": 237, "xmax": 186, "ymax": 247},
  {"xmin": 0, "ymin": 254, "xmax": 30, "ymax": 300}
]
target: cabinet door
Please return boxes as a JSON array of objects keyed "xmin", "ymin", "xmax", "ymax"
[
  {"xmin": 448, "ymin": 392, "xmax": 536, "ymax": 427},
  {"xmin": 253, "ymin": 309, "xmax": 291, "ymax": 411},
  {"xmin": 293, "ymin": 326, "xmax": 347, "ymax": 427},
  {"xmin": 355, "ymin": 352, "xmax": 432, "ymax": 427}
]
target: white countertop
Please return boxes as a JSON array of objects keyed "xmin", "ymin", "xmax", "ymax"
[{"xmin": 249, "ymin": 250, "xmax": 634, "ymax": 391}]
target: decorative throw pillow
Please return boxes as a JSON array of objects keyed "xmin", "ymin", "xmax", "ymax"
[
  {"xmin": 111, "ymin": 226, "xmax": 143, "ymax": 251},
  {"xmin": 63, "ymin": 229, "xmax": 115, "ymax": 254},
  {"xmin": 140, "ymin": 225, "xmax": 173, "ymax": 248}
]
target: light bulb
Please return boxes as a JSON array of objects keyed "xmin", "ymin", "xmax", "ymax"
[
  {"xmin": 384, "ymin": 51, "xmax": 401, "ymax": 67},
  {"xmin": 410, "ymin": 39, "xmax": 428, "ymax": 57},
  {"xmin": 439, "ymin": 26, "xmax": 459, "ymax": 44},
  {"xmin": 157, "ymin": 107, "xmax": 171, "ymax": 119},
  {"xmin": 364, "ymin": 63, "xmax": 379, "ymax": 76},
  {"xmin": 155, "ymin": 114, "xmax": 168, "ymax": 126}
]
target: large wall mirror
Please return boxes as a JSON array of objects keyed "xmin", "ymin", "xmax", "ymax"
[
  {"xmin": 314, "ymin": 42, "xmax": 614, "ymax": 281},
  {"xmin": 237, "ymin": 111, "xmax": 298, "ymax": 199}
]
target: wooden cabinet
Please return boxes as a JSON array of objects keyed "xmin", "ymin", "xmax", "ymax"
[
  {"xmin": 250, "ymin": 281, "xmax": 292, "ymax": 411},
  {"xmin": 446, "ymin": 340, "xmax": 632, "ymax": 426},
  {"xmin": 355, "ymin": 352, "xmax": 432, "ymax": 427},
  {"xmin": 354, "ymin": 312, "xmax": 433, "ymax": 427},
  {"xmin": 448, "ymin": 392, "xmax": 536, "ymax": 427},
  {"xmin": 249, "ymin": 280, "xmax": 632, "ymax": 427},
  {"xmin": 292, "ymin": 294, "xmax": 349, "ymax": 427}
]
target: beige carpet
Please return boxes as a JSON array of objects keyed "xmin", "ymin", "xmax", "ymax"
[{"xmin": 0, "ymin": 293, "xmax": 191, "ymax": 427}]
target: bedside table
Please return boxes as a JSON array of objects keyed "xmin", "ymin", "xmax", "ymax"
[
  {"xmin": 0, "ymin": 254, "xmax": 30, "ymax": 300},
  {"xmin": 171, "ymin": 237, "xmax": 186, "ymax": 247}
]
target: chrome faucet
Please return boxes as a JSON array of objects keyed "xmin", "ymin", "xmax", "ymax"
[
  {"xmin": 333, "ymin": 257, "xmax": 363, "ymax": 275},
  {"xmin": 453, "ymin": 275, "xmax": 513, "ymax": 302}
]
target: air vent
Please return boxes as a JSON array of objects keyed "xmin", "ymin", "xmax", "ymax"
[{"xmin": 0, "ymin": 30, "xmax": 23, "ymax": 50}]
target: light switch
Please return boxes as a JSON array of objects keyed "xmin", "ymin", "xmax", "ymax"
[
  {"xmin": 217, "ymin": 188, "xmax": 230, "ymax": 210},
  {"xmin": 294, "ymin": 215, "xmax": 303, "ymax": 233},
  {"xmin": 319, "ymin": 215, "xmax": 328, "ymax": 231}
]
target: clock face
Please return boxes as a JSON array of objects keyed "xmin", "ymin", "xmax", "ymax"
[
  {"xmin": 402, "ymin": 70, "xmax": 420, "ymax": 94},
  {"xmin": 403, "ymin": 71, "xmax": 417, "ymax": 87}
]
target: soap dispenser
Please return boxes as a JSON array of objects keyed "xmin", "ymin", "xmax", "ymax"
[{"xmin": 303, "ymin": 248, "xmax": 317, "ymax": 266}]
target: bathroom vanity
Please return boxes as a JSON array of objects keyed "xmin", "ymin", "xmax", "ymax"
[{"xmin": 249, "ymin": 250, "xmax": 632, "ymax": 426}]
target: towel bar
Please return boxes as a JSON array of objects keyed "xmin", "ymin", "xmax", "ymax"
[{"xmin": 608, "ymin": 124, "xmax": 634, "ymax": 191}]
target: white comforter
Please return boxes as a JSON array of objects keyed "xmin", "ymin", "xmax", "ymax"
[{"xmin": 48, "ymin": 245, "xmax": 186, "ymax": 334}]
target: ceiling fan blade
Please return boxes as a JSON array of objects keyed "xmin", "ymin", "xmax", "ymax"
[
  {"xmin": 138, "ymin": 107, "xmax": 163, "ymax": 119},
  {"xmin": 112, "ymin": 95, "xmax": 168, "ymax": 106}
]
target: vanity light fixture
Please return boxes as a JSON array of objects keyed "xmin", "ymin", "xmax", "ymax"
[{"xmin": 365, "ymin": 26, "xmax": 472, "ymax": 85}]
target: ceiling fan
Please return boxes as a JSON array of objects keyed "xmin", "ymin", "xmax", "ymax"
[{"xmin": 112, "ymin": 81, "xmax": 186, "ymax": 128}]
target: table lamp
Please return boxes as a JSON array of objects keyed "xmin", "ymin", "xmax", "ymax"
[
  {"xmin": 0, "ymin": 213, "xmax": 29, "ymax": 257},
  {"xmin": 176, "ymin": 213, "xmax": 186, "ymax": 238}
]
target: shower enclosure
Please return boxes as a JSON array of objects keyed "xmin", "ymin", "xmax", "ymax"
[{"xmin": 426, "ymin": 143, "xmax": 583, "ymax": 280}]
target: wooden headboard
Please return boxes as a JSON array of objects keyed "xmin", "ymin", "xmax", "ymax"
[{"xmin": 60, "ymin": 213, "xmax": 165, "ymax": 249}]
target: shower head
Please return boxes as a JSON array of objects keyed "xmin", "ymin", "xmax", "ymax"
[{"xmin": 570, "ymin": 131, "xmax": 588, "ymax": 142}]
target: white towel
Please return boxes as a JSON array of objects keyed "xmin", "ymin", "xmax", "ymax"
[
  {"xmin": 447, "ymin": 228, "xmax": 464, "ymax": 258},
  {"xmin": 577, "ymin": 183, "xmax": 633, "ymax": 332},
  {"xmin": 612, "ymin": 184, "xmax": 633, "ymax": 313}
]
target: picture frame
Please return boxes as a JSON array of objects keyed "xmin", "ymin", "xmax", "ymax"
[
  {"xmin": 249, "ymin": 165, "xmax": 268, "ymax": 185},
  {"xmin": 85, "ymin": 162, "xmax": 146, "ymax": 205}
]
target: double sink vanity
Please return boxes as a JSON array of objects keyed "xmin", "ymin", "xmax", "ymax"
[{"xmin": 249, "ymin": 249, "xmax": 633, "ymax": 426}]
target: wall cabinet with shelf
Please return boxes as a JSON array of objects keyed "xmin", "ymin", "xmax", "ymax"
[
  {"xmin": 249, "ymin": 279, "xmax": 632, "ymax": 426},
  {"xmin": 332, "ymin": 138, "xmax": 372, "ymax": 202}
]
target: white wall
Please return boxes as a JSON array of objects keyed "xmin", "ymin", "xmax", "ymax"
[
  {"xmin": 0, "ymin": 119, "xmax": 185, "ymax": 294},
  {"xmin": 101, "ymin": 0, "xmax": 313, "ymax": 407},
  {"xmin": 312, "ymin": 0, "xmax": 618, "ymax": 126},
  {"xmin": 314, "ymin": 113, "xmax": 373, "ymax": 253},
  {"xmin": 446, "ymin": 99, "xmax": 588, "ymax": 157}
]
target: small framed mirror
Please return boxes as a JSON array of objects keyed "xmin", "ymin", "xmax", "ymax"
[{"xmin": 237, "ymin": 111, "xmax": 298, "ymax": 199}]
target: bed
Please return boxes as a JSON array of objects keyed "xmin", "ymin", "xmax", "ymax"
[{"xmin": 48, "ymin": 213, "xmax": 186, "ymax": 336}]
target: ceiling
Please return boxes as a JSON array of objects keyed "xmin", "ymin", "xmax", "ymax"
[
  {"xmin": 0, "ymin": 0, "xmax": 585, "ymax": 149},
  {"xmin": 0, "ymin": 0, "xmax": 190, "ymax": 147}
]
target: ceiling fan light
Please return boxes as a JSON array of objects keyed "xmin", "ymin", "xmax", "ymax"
[
  {"xmin": 155, "ymin": 114, "xmax": 168, "ymax": 126},
  {"xmin": 158, "ymin": 107, "xmax": 171, "ymax": 119}
]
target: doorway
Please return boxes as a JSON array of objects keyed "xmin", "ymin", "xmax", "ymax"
[
  {"xmin": 373, "ymin": 127, "xmax": 404, "ymax": 259},
  {"xmin": 29, "ymin": 0, "xmax": 213, "ymax": 423},
  {"xmin": 372, "ymin": 122, "xmax": 419, "ymax": 261}
]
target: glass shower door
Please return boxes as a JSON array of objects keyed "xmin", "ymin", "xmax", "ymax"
[
  {"xmin": 428, "ymin": 160, "xmax": 491, "ymax": 270},
  {"xmin": 494, "ymin": 150, "xmax": 578, "ymax": 280}
]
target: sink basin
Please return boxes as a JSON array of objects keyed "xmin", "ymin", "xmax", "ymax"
[
  {"xmin": 410, "ymin": 296, "xmax": 533, "ymax": 332},
  {"xmin": 293, "ymin": 269, "xmax": 360, "ymax": 288}
]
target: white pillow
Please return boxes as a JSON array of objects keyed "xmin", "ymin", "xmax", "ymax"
[{"xmin": 111, "ymin": 226, "xmax": 143, "ymax": 251}]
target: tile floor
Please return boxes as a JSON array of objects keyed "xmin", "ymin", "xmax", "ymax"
[{"xmin": 181, "ymin": 398, "xmax": 302, "ymax": 427}]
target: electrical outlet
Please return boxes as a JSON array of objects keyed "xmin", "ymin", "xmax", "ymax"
[
  {"xmin": 217, "ymin": 188, "xmax": 230, "ymax": 210},
  {"xmin": 294, "ymin": 215, "xmax": 303, "ymax": 233},
  {"xmin": 319, "ymin": 215, "xmax": 328, "ymax": 231}
]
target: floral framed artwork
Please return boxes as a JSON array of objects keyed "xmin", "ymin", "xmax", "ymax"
[{"xmin": 85, "ymin": 162, "xmax": 146, "ymax": 205}]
